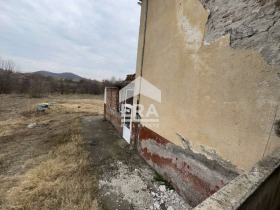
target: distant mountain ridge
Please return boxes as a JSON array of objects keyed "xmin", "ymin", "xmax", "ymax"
[{"xmin": 34, "ymin": 71, "xmax": 83, "ymax": 81}]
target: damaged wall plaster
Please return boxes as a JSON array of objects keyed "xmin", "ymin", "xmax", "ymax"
[
  {"xmin": 135, "ymin": 0, "xmax": 280, "ymax": 171},
  {"xmin": 138, "ymin": 126, "xmax": 239, "ymax": 207},
  {"xmin": 199, "ymin": 0, "xmax": 280, "ymax": 65},
  {"xmin": 177, "ymin": 0, "xmax": 205, "ymax": 53}
]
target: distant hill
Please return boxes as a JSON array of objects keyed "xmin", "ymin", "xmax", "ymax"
[{"xmin": 34, "ymin": 71, "xmax": 83, "ymax": 81}]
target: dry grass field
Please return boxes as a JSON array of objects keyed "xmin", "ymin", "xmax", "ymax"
[{"xmin": 0, "ymin": 94, "xmax": 104, "ymax": 210}]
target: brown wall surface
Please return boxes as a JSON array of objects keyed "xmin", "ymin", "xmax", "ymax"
[
  {"xmin": 135, "ymin": 0, "xmax": 280, "ymax": 171},
  {"xmin": 104, "ymin": 87, "xmax": 122, "ymax": 135}
]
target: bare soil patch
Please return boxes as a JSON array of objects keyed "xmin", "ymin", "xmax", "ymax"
[
  {"xmin": 83, "ymin": 116, "xmax": 191, "ymax": 210},
  {"xmin": 0, "ymin": 94, "xmax": 103, "ymax": 210}
]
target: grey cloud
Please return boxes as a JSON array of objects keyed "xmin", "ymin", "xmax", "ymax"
[{"xmin": 0, "ymin": 0, "xmax": 141, "ymax": 80}]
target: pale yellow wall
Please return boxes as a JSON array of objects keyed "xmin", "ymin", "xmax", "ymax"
[{"xmin": 135, "ymin": 0, "xmax": 280, "ymax": 172}]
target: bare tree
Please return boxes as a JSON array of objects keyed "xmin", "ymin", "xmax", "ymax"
[
  {"xmin": 0, "ymin": 58, "xmax": 19, "ymax": 71},
  {"xmin": 29, "ymin": 75, "xmax": 44, "ymax": 98},
  {"xmin": 0, "ymin": 69, "xmax": 13, "ymax": 93},
  {"xmin": 0, "ymin": 57, "xmax": 20, "ymax": 93}
]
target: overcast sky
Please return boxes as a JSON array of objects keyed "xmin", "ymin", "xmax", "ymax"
[{"xmin": 0, "ymin": 0, "xmax": 141, "ymax": 80}]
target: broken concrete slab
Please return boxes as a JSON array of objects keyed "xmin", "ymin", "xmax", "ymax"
[{"xmin": 194, "ymin": 147, "xmax": 280, "ymax": 210}]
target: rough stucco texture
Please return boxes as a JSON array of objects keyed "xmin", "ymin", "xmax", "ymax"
[
  {"xmin": 135, "ymin": 0, "xmax": 280, "ymax": 171},
  {"xmin": 199, "ymin": 0, "xmax": 280, "ymax": 65}
]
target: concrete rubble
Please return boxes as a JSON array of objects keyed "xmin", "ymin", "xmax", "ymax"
[
  {"xmin": 99, "ymin": 161, "xmax": 191, "ymax": 210},
  {"xmin": 27, "ymin": 123, "xmax": 37, "ymax": 129}
]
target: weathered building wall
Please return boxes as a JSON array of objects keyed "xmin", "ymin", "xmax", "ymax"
[
  {"xmin": 199, "ymin": 0, "xmax": 280, "ymax": 65},
  {"xmin": 135, "ymin": 0, "xmax": 280, "ymax": 172},
  {"xmin": 138, "ymin": 125, "xmax": 239, "ymax": 207},
  {"xmin": 104, "ymin": 87, "xmax": 122, "ymax": 135}
]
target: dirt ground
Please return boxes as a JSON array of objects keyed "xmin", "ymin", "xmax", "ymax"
[
  {"xmin": 0, "ymin": 94, "xmax": 190, "ymax": 210},
  {"xmin": 84, "ymin": 116, "xmax": 191, "ymax": 210},
  {"xmin": 0, "ymin": 94, "xmax": 103, "ymax": 210}
]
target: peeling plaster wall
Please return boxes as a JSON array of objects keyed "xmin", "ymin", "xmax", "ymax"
[
  {"xmin": 199, "ymin": 0, "xmax": 280, "ymax": 65},
  {"xmin": 138, "ymin": 126, "xmax": 239, "ymax": 207},
  {"xmin": 135, "ymin": 0, "xmax": 280, "ymax": 171}
]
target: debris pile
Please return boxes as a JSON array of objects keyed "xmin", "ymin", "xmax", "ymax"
[
  {"xmin": 99, "ymin": 161, "xmax": 191, "ymax": 210},
  {"xmin": 150, "ymin": 183, "xmax": 190, "ymax": 210}
]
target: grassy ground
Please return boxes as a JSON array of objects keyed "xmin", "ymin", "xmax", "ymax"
[{"xmin": 0, "ymin": 94, "xmax": 103, "ymax": 210}]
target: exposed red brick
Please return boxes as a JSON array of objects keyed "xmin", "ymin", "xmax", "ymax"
[
  {"xmin": 104, "ymin": 87, "xmax": 122, "ymax": 135},
  {"xmin": 139, "ymin": 126, "xmax": 169, "ymax": 145},
  {"xmin": 138, "ymin": 125, "xmax": 233, "ymax": 206},
  {"xmin": 103, "ymin": 89, "xmax": 236, "ymax": 207},
  {"xmin": 141, "ymin": 145, "xmax": 215, "ymax": 196}
]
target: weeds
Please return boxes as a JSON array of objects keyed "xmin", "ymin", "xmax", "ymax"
[
  {"xmin": 1, "ymin": 129, "xmax": 98, "ymax": 210},
  {"xmin": 0, "ymin": 95, "xmax": 103, "ymax": 210},
  {"xmin": 153, "ymin": 172, "xmax": 174, "ymax": 190}
]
